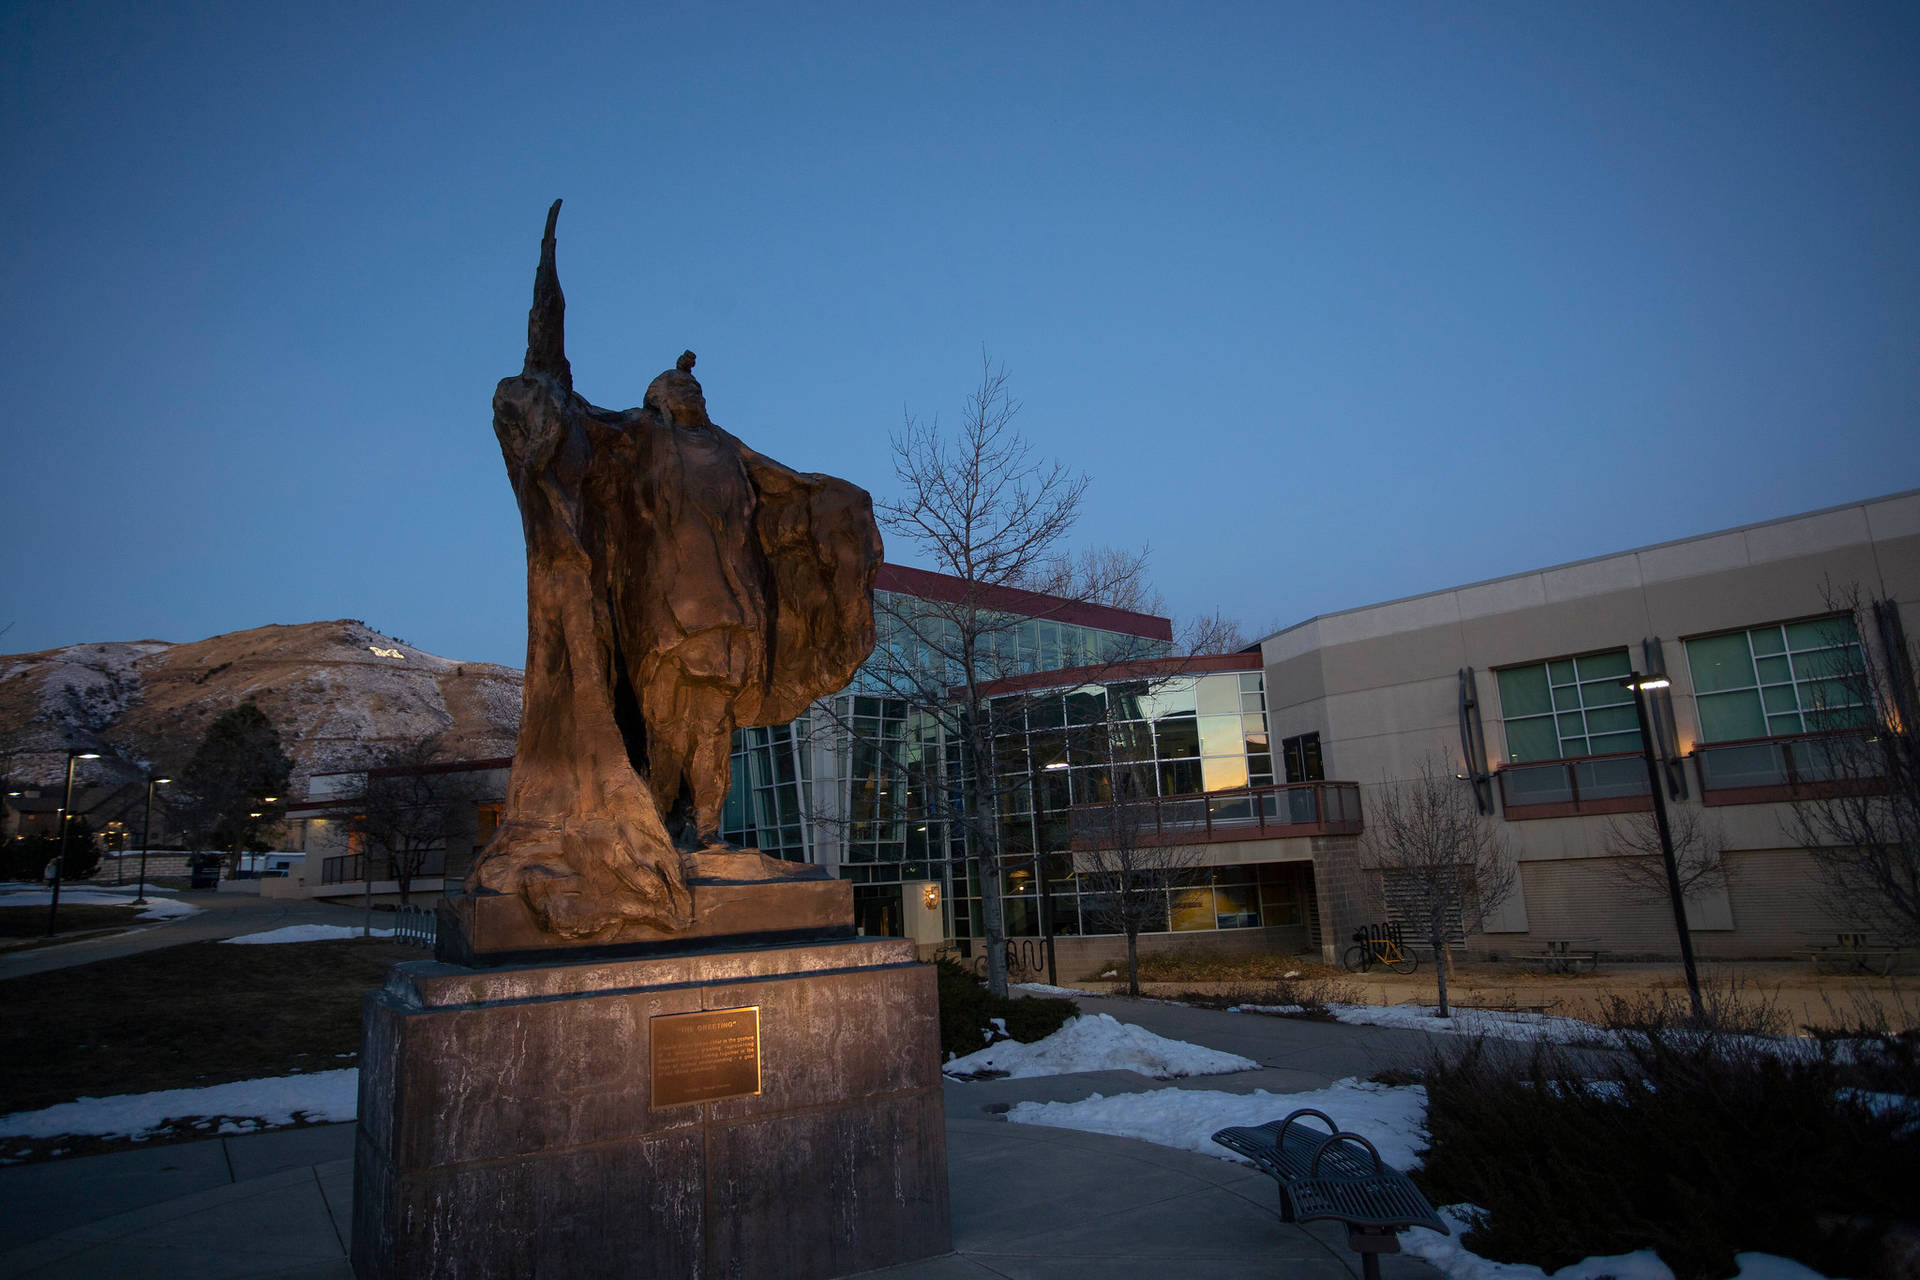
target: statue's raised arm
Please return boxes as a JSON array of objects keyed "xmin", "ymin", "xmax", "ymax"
[{"xmin": 523, "ymin": 199, "xmax": 570, "ymax": 388}]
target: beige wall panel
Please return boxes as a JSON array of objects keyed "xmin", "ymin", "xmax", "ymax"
[
  {"xmin": 1741, "ymin": 506, "xmax": 1874, "ymax": 564},
  {"xmin": 1538, "ymin": 553, "xmax": 1645, "ymax": 604},
  {"xmin": 1637, "ymin": 531, "xmax": 1752, "ymax": 584},
  {"xmin": 1318, "ymin": 625, "xmax": 1469, "ymax": 696},
  {"xmin": 1639, "ymin": 550, "xmax": 1884, "ymax": 640},
  {"xmin": 1318, "ymin": 590, "xmax": 1462, "ymax": 647},
  {"xmin": 1683, "ymin": 878, "xmax": 1735, "ymax": 932},
  {"xmin": 1867, "ymin": 532, "xmax": 1920, "ymax": 599},
  {"xmin": 1263, "ymin": 650, "xmax": 1328, "ymax": 719},
  {"xmin": 1460, "ymin": 588, "xmax": 1651, "ymax": 673},
  {"xmin": 1263, "ymin": 618, "xmax": 1327, "ymax": 667},
  {"xmin": 1334, "ymin": 726, "xmax": 1465, "ymax": 787},
  {"xmin": 1696, "ymin": 803, "xmax": 1798, "ymax": 851},
  {"xmin": 1323, "ymin": 679, "xmax": 1459, "ymax": 743},
  {"xmin": 1455, "ymin": 574, "xmax": 1550, "ymax": 623},
  {"xmin": 1863, "ymin": 491, "xmax": 1920, "ymax": 542}
]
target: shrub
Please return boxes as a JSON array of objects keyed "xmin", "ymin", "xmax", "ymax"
[
  {"xmin": 1413, "ymin": 1031, "xmax": 1920, "ymax": 1280},
  {"xmin": 1167, "ymin": 972, "xmax": 1365, "ymax": 1021},
  {"xmin": 933, "ymin": 958, "xmax": 1076, "ymax": 1059}
]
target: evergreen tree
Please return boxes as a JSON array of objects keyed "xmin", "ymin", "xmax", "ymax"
[{"xmin": 178, "ymin": 701, "xmax": 293, "ymax": 872}]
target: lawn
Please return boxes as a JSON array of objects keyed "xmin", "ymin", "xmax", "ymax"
[
  {"xmin": 0, "ymin": 937, "xmax": 414, "ymax": 1118},
  {"xmin": 0, "ymin": 904, "xmax": 142, "ymax": 940}
]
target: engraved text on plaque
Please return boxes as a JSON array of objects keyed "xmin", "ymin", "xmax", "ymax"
[{"xmin": 650, "ymin": 1007, "xmax": 762, "ymax": 1107}]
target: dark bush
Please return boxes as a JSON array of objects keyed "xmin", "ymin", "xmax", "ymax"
[
  {"xmin": 1413, "ymin": 1032, "xmax": 1920, "ymax": 1280},
  {"xmin": 933, "ymin": 958, "xmax": 1076, "ymax": 1060}
]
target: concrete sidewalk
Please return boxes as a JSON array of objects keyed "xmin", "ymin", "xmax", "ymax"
[{"xmin": 0, "ymin": 997, "xmax": 1453, "ymax": 1279}]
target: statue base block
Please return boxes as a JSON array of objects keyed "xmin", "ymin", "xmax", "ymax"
[
  {"xmin": 351, "ymin": 939, "xmax": 951, "ymax": 1280},
  {"xmin": 437, "ymin": 873, "xmax": 854, "ymax": 967}
]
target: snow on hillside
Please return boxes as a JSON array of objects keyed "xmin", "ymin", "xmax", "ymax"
[
  {"xmin": 0, "ymin": 621, "xmax": 521, "ymax": 788},
  {"xmin": 33, "ymin": 641, "xmax": 168, "ymax": 729}
]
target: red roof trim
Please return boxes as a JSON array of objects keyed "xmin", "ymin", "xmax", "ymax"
[
  {"xmin": 973, "ymin": 651, "xmax": 1261, "ymax": 699},
  {"xmin": 874, "ymin": 563, "xmax": 1172, "ymax": 641}
]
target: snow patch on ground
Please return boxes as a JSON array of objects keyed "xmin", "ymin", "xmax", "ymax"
[
  {"xmin": 1325, "ymin": 1002, "xmax": 1604, "ymax": 1044},
  {"xmin": 1011, "ymin": 982, "xmax": 1098, "ymax": 997},
  {"xmin": 0, "ymin": 1070, "xmax": 358, "ymax": 1139},
  {"xmin": 944, "ymin": 1013, "xmax": 1258, "ymax": 1080},
  {"xmin": 1401, "ymin": 1208, "xmax": 1834, "ymax": 1280},
  {"xmin": 1008, "ymin": 1077, "xmax": 1429, "ymax": 1169},
  {"xmin": 220, "ymin": 925, "xmax": 393, "ymax": 945}
]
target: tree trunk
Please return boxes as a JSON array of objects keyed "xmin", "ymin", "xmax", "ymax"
[
  {"xmin": 1125, "ymin": 929, "xmax": 1141, "ymax": 998},
  {"xmin": 978, "ymin": 854, "xmax": 1008, "ymax": 998},
  {"xmin": 1430, "ymin": 923, "xmax": 1451, "ymax": 1018}
]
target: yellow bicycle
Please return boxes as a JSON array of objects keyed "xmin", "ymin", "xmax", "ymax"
[{"xmin": 1343, "ymin": 925, "xmax": 1419, "ymax": 975}]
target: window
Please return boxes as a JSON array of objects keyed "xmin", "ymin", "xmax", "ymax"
[
  {"xmin": 1281, "ymin": 732, "xmax": 1323, "ymax": 783},
  {"xmin": 1496, "ymin": 649, "xmax": 1637, "ymax": 763},
  {"xmin": 1685, "ymin": 616, "xmax": 1866, "ymax": 743}
]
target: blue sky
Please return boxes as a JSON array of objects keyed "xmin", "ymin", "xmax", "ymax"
[{"xmin": 3, "ymin": 1, "xmax": 1916, "ymax": 668}]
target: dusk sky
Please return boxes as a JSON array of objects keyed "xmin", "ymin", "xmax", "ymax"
[{"xmin": 4, "ymin": 2, "xmax": 1916, "ymax": 670}]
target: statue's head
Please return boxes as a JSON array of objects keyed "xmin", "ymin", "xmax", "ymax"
[{"xmin": 645, "ymin": 350, "xmax": 712, "ymax": 430}]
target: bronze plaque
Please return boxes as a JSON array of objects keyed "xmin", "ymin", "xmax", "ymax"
[{"xmin": 650, "ymin": 1007, "xmax": 762, "ymax": 1108}]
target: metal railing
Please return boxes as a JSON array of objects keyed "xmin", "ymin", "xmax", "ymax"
[
  {"xmin": 1069, "ymin": 780, "xmax": 1363, "ymax": 845},
  {"xmin": 320, "ymin": 851, "xmax": 447, "ymax": 886},
  {"xmin": 1495, "ymin": 753, "xmax": 1649, "ymax": 815},
  {"xmin": 391, "ymin": 904, "xmax": 437, "ymax": 949},
  {"xmin": 1693, "ymin": 731, "xmax": 1875, "ymax": 796}
]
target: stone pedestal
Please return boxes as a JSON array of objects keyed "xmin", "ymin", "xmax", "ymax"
[{"xmin": 352, "ymin": 939, "xmax": 951, "ymax": 1279}]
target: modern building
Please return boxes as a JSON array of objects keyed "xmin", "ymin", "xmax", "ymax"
[
  {"xmin": 272, "ymin": 490, "xmax": 1918, "ymax": 969},
  {"xmin": 1259, "ymin": 488, "xmax": 1919, "ymax": 961}
]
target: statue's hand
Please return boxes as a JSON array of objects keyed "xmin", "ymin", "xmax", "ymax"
[{"xmin": 494, "ymin": 378, "xmax": 566, "ymax": 472}]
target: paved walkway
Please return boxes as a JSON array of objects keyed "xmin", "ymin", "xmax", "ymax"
[
  {"xmin": 0, "ymin": 996, "xmax": 1457, "ymax": 1279},
  {"xmin": 0, "ymin": 891, "xmax": 383, "ymax": 980}
]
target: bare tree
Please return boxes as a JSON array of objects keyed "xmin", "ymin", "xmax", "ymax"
[
  {"xmin": 867, "ymin": 354, "xmax": 1155, "ymax": 997},
  {"xmin": 1783, "ymin": 587, "xmax": 1920, "ymax": 947},
  {"xmin": 1177, "ymin": 609, "xmax": 1249, "ymax": 656},
  {"xmin": 1071, "ymin": 716, "xmax": 1205, "ymax": 996},
  {"xmin": 1362, "ymin": 758, "xmax": 1516, "ymax": 1017},
  {"xmin": 1030, "ymin": 545, "xmax": 1162, "ymax": 613},
  {"xmin": 352, "ymin": 734, "xmax": 480, "ymax": 904},
  {"xmin": 1603, "ymin": 806, "xmax": 1726, "ymax": 909}
]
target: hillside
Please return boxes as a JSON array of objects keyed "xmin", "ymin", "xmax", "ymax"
[{"xmin": 0, "ymin": 621, "xmax": 522, "ymax": 793}]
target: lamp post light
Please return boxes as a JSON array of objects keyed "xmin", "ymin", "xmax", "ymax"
[
  {"xmin": 47, "ymin": 749, "xmax": 102, "ymax": 938},
  {"xmin": 133, "ymin": 776, "xmax": 171, "ymax": 906},
  {"xmin": 1621, "ymin": 673, "xmax": 1704, "ymax": 1022}
]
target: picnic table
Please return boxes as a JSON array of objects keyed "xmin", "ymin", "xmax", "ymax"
[
  {"xmin": 1806, "ymin": 933, "xmax": 1901, "ymax": 976},
  {"xmin": 1519, "ymin": 939, "xmax": 1601, "ymax": 974}
]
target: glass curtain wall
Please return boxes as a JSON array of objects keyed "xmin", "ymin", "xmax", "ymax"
[{"xmin": 947, "ymin": 670, "xmax": 1311, "ymax": 940}]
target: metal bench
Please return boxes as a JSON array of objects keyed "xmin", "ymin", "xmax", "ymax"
[{"xmin": 1213, "ymin": 1108, "xmax": 1447, "ymax": 1280}]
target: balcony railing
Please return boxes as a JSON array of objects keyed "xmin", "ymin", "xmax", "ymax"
[
  {"xmin": 320, "ymin": 851, "xmax": 447, "ymax": 885},
  {"xmin": 1495, "ymin": 753, "xmax": 1651, "ymax": 820},
  {"xmin": 1068, "ymin": 780, "xmax": 1363, "ymax": 848},
  {"xmin": 1693, "ymin": 731, "xmax": 1879, "ymax": 805}
]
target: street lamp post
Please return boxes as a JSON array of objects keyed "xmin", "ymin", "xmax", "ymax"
[
  {"xmin": 133, "ymin": 776, "xmax": 171, "ymax": 906},
  {"xmin": 1622, "ymin": 673, "xmax": 1704, "ymax": 1022},
  {"xmin": 47, "ymin": 749, "xmax": 102, "ymax": 938}
]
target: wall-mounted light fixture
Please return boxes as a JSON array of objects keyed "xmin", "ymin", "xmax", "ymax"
[{"xmin": 922, "ymin": 884, "xmax": 940, "ymax": 910}]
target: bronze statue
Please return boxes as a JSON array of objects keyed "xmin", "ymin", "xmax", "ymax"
[{"xmin": 469, "ymin": 200, "xmax": 882, "ymax": 939}]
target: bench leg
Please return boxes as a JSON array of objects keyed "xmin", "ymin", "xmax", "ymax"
[{"xmin": 1349, "ymin": 1229, "xmax": 1401, "ymax": 1280}]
